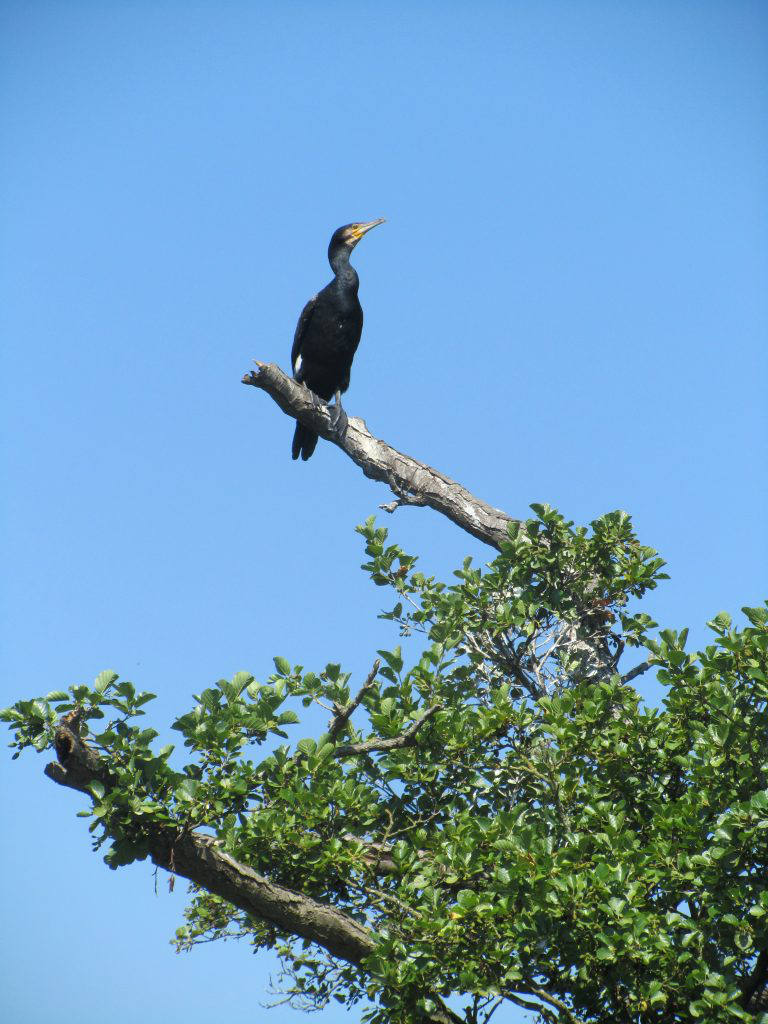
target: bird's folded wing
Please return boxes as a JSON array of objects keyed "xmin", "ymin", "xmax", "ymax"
[{"xmin": 290, "ymin": 294, "xmax": 317, "ymax": 376}]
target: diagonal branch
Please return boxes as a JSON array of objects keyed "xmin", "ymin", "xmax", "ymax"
[
  {"xmin": 741, "ymin": 948, "xmax": 768, "ymax": 1010},
  {"xmin": 242, "ymin": 363, "xmax": 516, "ymax": 550},
  {"xmin": 327, "ymin": 659, "xmax": 381, "ymax": 741},
  {"xmin": 334, "ymin": 704, "xmax": 441, "ymax": 758},
  {"xmin": 46, "ymin": 716, "xmax": 373, "ymax": 964},
  {"xmin": 44, "ymin": 714, "xmax": 464, "ymax": 1024},
  {"xmin": 620, "ymin": 660, "xmax": 652, "ymax": 685},
  {"xmin": 243, "ymin": 363, "xmax": 618, "ymax": 683}
]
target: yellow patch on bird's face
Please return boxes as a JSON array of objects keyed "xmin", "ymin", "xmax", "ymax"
[
  {"xmin": 345, "ymin": 225, "xmax": 367, "ymax": 245},
  {"xmin": 345, "ymin": 219, "xmax": 385, "ymax": 245}
]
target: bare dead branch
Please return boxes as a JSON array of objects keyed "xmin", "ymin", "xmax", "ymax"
[
  {"xmin": 242, "ymin": 363, "xmax": 516, "ymax": 550},
  {"xmin": 243, "ymin": 364, "xmax": 621, "ymax": 685}
]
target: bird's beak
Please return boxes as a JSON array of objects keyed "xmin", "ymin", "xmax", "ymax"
[{"xmin": 349, "ymin": 218, "xmax": 385, "ymax": 242}]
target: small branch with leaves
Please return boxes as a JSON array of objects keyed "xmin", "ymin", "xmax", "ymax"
[
  {"xmin": 44, "ymin": 707, "xmax": 464, "ymax": 1024},
  {"xmin": 334, "ymin": 703, "xmax": 441, "ymax": 758},
  {"xmin": 327, "ymin": 659, "xmax": 381, "ymax": 740}
]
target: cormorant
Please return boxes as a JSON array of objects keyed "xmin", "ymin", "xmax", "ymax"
[{"xmin": 291, "ymin": 219, "xmax": 385, "ymax": 461}]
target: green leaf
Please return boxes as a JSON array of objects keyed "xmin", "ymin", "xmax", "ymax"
[
  {"xmin": 31, "ymin": 700, "xmax": 49, "ymax": 720},
  {"xmin": 232, "ymin": 671, "xmax": 254, "ymax": 693},
  {"xmin": 273, "ymin": 656, "xmax": 291, "ymax": 677},
  {"xmin": 175, "ymin": 778, "xmax": 198, "ymax": 802},
  {"xmin": 709, "ymin": 611, "xmax": 732, "ymax": 633},
  {"xmin": 377, "ymin": 648, "xmax": 403, "ymax": 674},
  {"xmin": 742, "ymin": 604, "xmax": 768, "ymax": 627},
  {"xmin": 94, "ymin": 670, "xmax": 119, "ymax": 694}
]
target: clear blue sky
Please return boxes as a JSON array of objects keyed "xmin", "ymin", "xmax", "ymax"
[{"xmin": 1, "ymin": 3, "xmax": 766, "ymax": 1022}]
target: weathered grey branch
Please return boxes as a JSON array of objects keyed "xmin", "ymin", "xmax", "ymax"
[
  {"xmin": 44, "ymin": 714, "xmax": 463, "ymax": 1024},
  {"xmin": 243, "ymin": 363, "xmax": 623, "ymax": 687},
  {"xmin": 334, "ymin": 704, "xmax": 441, "ymax": 758},
  {"xmin": 242, "ymin": 363, "xmax": 516, "ymax": 550}
]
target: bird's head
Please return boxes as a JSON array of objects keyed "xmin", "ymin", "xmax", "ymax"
[{"xmin": 328, "ymin": 219, "xmax": 385, "ymax": 263}]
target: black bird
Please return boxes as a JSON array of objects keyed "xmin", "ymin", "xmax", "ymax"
[{"xmin": 291, "ymin": 219, "xmax": 385, "ymax": 460}]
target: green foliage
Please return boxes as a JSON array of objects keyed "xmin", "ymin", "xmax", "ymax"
[{"xmin": 3, "ymin": 505, "xmax": 767, "ymax": 1024}]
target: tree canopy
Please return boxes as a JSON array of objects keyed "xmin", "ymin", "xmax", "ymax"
[{"xmin": 4, "ymin": 367, "xmax": 768, "ymax": 1024}]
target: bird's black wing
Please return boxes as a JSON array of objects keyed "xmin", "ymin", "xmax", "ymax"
[{"xmin": 290, "ymin": 294, "xmax": 317, "ymax": 380}]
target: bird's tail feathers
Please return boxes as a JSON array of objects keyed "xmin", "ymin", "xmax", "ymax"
[{"xmin": 292, "ymin": 422, "xmax": 319, "ymax": 461}]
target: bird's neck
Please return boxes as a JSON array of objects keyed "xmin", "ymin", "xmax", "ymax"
[{"xmin": 329, "ymin": 250, "xmax": 359, "ymax": 293}]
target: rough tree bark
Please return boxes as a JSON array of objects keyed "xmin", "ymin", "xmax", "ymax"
[{"xmin": 242, "ymin": 363, "xmax": 517, "ymax": 550}]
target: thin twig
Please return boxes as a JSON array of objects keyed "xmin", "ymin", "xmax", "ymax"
[
  {"xmin": 379, "ymin": 468, "xmax": 428, "ymax": 513},
  {"xmin": 327, "ymin": 659, "xmax": 380, "ymax": 740},
  {"xmin": 505, "ymin": 992, "xmax": 551, "ymax": 1015},
  {"xmin": 334, "ymin": 705, "xmax": 441, "ymax": 758}
]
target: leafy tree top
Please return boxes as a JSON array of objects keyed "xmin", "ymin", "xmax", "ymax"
[{"xmin": 5, "ymin": 499, "xmax": 768, "ymax": 1024}]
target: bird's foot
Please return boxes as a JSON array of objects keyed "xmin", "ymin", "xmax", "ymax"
[
  {"xmin": 328, "ymin": 401, "xmax": 349, "ymax": 440},
  {"xmin": 304, "ymin": 387, "xmax": 324, "ymax": 410}
]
